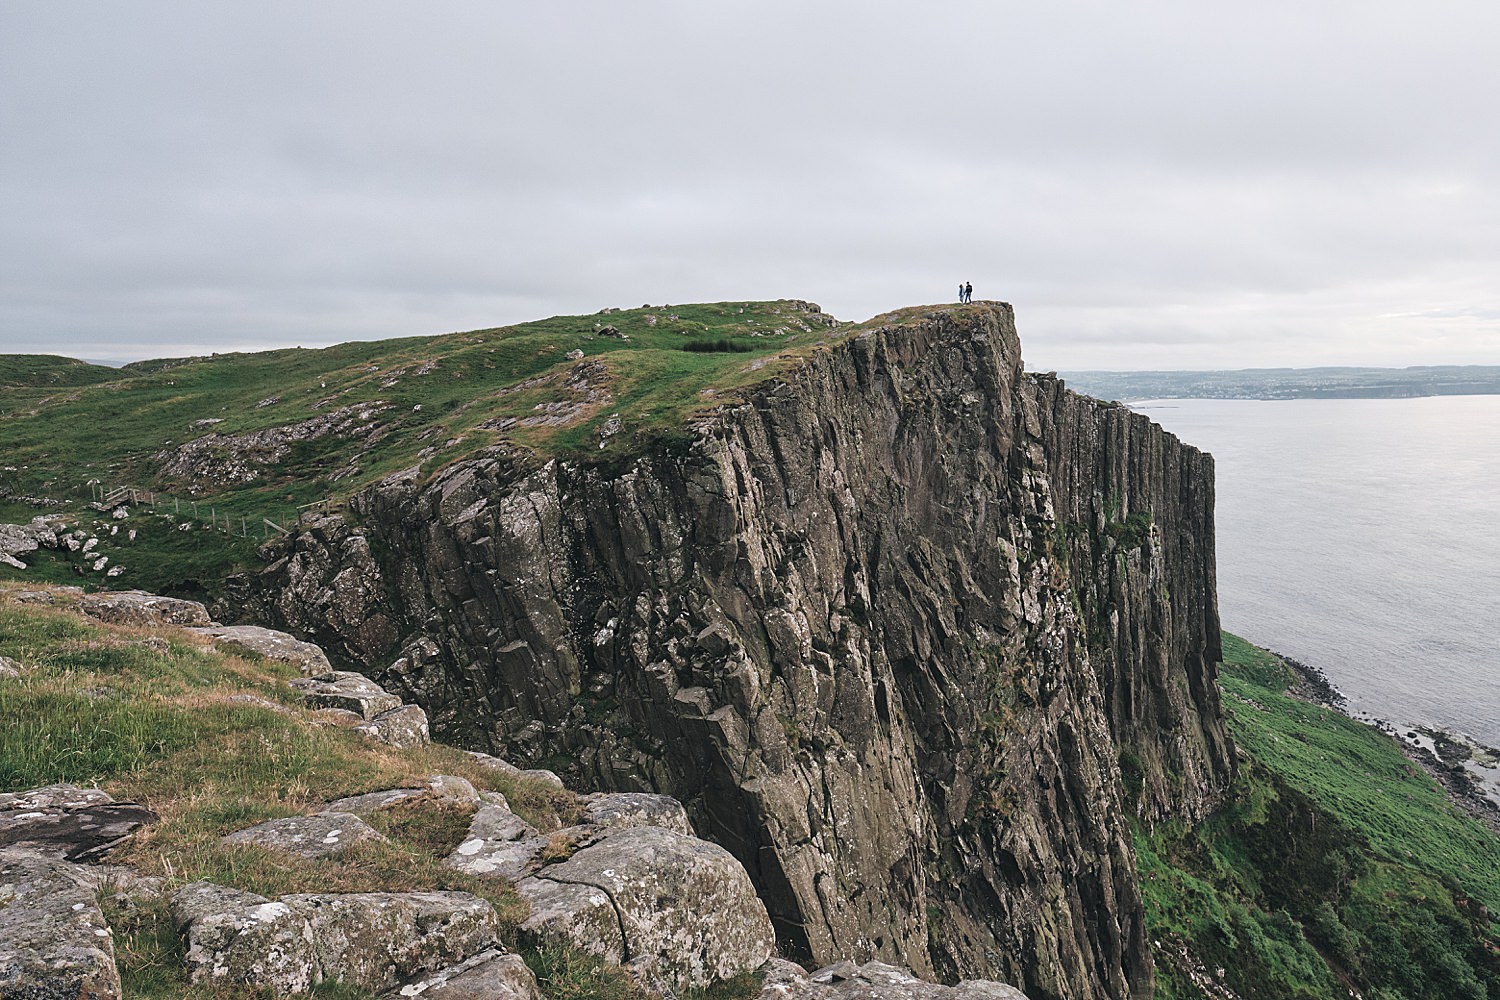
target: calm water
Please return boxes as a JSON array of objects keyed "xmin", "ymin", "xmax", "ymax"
[{"xmin": 1129, "ymin": 396, "xmax": 1500, "ymax": 747}]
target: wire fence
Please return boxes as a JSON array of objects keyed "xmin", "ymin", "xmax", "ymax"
[{"xmin": 85, "ymin": 482, "xmax": 331, "ymax": 541}]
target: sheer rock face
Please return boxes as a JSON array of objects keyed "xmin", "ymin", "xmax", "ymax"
[{"xmin": 246, "ymin": 305, "xmax": 1234, "ymax": 1000}]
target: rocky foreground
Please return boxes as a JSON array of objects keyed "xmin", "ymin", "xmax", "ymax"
[{"xmin": 0, "ymin": 585, "xmax": 1030, "ymax": 999}]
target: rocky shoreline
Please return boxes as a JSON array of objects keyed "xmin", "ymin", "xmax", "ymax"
[{"xmin": 1274, "ymin": 650, "xmax": 1500, "ymax": 834}]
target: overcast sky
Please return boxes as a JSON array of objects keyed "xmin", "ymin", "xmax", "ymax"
[{"xmin": 2, "ymin": 2, "xmax": 1497, "ymax": 371}]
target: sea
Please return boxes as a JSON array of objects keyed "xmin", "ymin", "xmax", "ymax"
[{"xmin": 1126, "ymin": 395, "xmax": 1500, "ymax": 751}]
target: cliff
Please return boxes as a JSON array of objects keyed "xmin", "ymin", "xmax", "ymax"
[{"xmin": 243, "ymin": 304, "xmax": 1235, "ymax": 1000}]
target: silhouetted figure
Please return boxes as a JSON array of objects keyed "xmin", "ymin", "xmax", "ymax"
[{"xmin": 964, "ymin": 282, "xmax": 973, "ymax": 303}]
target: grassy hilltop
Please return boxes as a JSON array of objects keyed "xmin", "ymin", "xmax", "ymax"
[{"xmin": 0, "ymin": 300, "xmax": 854, "ymax": 594}]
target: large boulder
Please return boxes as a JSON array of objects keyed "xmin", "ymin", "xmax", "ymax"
[
  {"xmin": 221, "ymin": 812, "xmax": 386, "ymax": 860},
  {"xmin": 516, "ymin": 825, "xmax": 774, "ymax": 990},
  {"xmin": 0, "ymin": 519, "xmax": 58, "ymax": 569},
  {"xmin": 0, "ymin": 784, "xmax": 157, "ymax": 862},
  {"xmin": 172, "ymin": 882, "xmax": 499, "ymax": 993},
  {"xmin": 190, "ymin": 624, "xmax": 332, "ymax": 675},
  {"xmin": 0, "ymin": 847, "xmax": 122, "ymax": 1000},
  {"xmin": 466, "ymin": 751, "xmax": 565, "ymax": 790},
  {"xmin": 355, "ymin": 703, "xmax": 431, "ymax": 748},
  {"xmin": 79, "ymin": 590, "xmax": 211, "ymax": 627}
]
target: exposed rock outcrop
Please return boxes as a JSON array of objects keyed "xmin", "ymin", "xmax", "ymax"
[
  {"xmin": 154, "ymin": 402, "xmax": 390, "ymax": 490},
  {"xmin": 242, "ymin": 304, "xmax": 1233, "ymax": 999},
  {"xmin": 190, "ymin": 624, "xmax": 332, "ymax": 675},
  {"xmin": 0, "ymin": 785, "xmax": 157, "ymax": 863},
  {"xmin": 760, "ymin": 958, "xmax": 1031, "ymax": 1000},
  {"xmin": 80, "ymin": 591, "xmax": 211, "ymax": 628}
]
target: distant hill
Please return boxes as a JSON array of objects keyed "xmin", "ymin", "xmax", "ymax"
[
  {"xmin": 1059, "ymin": 365, "xmax": 1500, "ymax": 401},
  {"xmin": 0, "ymin": 354, "xmax": 122, "ymax": 388}
]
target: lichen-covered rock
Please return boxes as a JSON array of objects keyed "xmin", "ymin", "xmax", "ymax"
[
  {"xmin": 191, "ymin": 624, "xmax": 332, "ymax": 675},
  {"xmin": 221, "ymin": 812, "xmax": 386, "ymax": 860},
  {"xmin": 757, "ymin": 959, "xmax": 1033, "ymax": 1000},
  {"xmin": 384, "ymin": 949, "xmax": 544, "ymax": 1000},
  {"xmin": 444, "ymin": 801, "xmax": 548, "ymax": 881},
  {"xmin": 516, "ymin": 825, "xmax": 774, "ymax": 990},
  {"xmin": 0, "ymin": 784, "xmax": 157, "ymax": 862},
  {"xmin": 355, "ymin": 703, "xmax": 431, "ymax": 748},
  {"xmin": 290, "ymin": 671, "xmax": 403, "ymax": 718},
  {"xmin": 171, "ymin": 882, "xmax": 499, "ymax": 993},
  {"xmin": 0, "ymin": 847, "xmax": 122, "ymax": 1000},
  {"xmin": 79, "ymin": 590, "xmax": 211, "ymax": 627},
  {"xmin": 579, "ymin": 792, "xmax": 692, "ymax": 836},
  {"xmin": 7, "ymin": 589, "xmax": 64, "ymax": 605},
  {"xmin": 0, "ymin": 655, "xmax": 24, "ymax": 677}
]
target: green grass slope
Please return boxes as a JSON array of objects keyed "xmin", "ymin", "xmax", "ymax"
[{"xmin": 1141, "ymin": 633, "xmax": 1500, "ymax": 1000}]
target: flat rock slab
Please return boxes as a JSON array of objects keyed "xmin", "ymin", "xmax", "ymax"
[
  {"xmin": 0, "ymin": 784, "xmax": 157, "ymax": 862},
  {"xmin": 290, "ymin": 671, "xmax": 403, "ymax": 719},
  {"xmin": 172, "ymin": 882, "xmax": 499, "ymax": 994},
  {"xmin": 79, "ymin": 590, "xmax": 211, "ymax": 627},
  {"xmin": 517, "ymin": 825, "xmax": 774, "ymax": 990},
  {"xmin": 384, "ymin": 949, "xmax": 544, "ymax": 1000},
  {"xmin": 758, "ymin": 960, "xmax": 1033, "ymax": 1000},
  {"xmin": 7, "ymin": 589, "xmax": 61, "ymax": 605},
  {"xmin": 0, "ymin": 847, "xmax": 122, "ymax": 1000},
  {"xmin": 328, "ymin": 776, "xmax": 481, "ymax": 817},
  {"xmin": 221, "ymin": 812, "xmax": 386, "ymax": 859},
  {"xmin": 355, "ymin": 703, "xmax": 431, "ymax": 748},
  {"xmin": 191, "ymin": 625, "xmax": 332, "ymax": 675},
  {"xmin": 579, "ymin": 792, "xmax": 693, "ymax": 836},
  {"xmin": 465, "ymin": 752, "xmax": 566, "ymax": 790}
]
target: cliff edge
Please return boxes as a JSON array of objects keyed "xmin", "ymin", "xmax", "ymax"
[{"xmin": 246, "ymin": 303, "xmax": 1236, "ymax": 1000}]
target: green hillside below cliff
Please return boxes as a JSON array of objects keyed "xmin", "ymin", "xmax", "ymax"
[{"xmin": 1143, "ymin": 634, "xmax": 1500, "ymax": 1000}]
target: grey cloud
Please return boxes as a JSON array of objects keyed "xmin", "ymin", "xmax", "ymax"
[{"xmin": 3, "ymin": 1, "xmax": 1499, "ymax": 369}]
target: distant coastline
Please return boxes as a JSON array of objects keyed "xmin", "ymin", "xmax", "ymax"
[{"xmin": 1057, "ymin": 364, "xmax": 1500, "ymax": 401}]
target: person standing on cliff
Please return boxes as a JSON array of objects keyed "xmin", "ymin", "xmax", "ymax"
[
  {"xmin": 964, "ymin": 281, "xmax": 973, "ymax": 303},
  {"xmin": 959, "ymin": 282, "xmax": 965, "ymax": 303}
]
